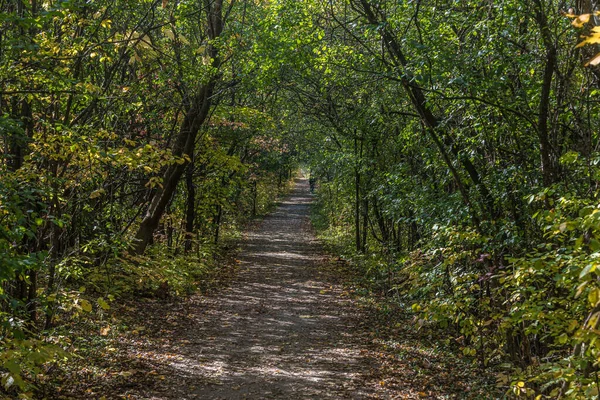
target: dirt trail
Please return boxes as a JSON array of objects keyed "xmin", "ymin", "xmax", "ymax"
[{"xmin": 140, "ymin": 178, "xmax": 386, "ymax": 399}]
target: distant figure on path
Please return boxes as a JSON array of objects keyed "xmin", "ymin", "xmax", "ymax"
[{"xmin": 309, "ymin": 174, "xmax": 316, "ymax": 193}]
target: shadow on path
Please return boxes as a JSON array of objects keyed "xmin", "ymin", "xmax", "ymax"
[{"xmin": 134, "ymin": 178, "xmax": 382, "ymax": 399}]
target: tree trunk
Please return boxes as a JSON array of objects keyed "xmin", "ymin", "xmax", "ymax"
[
  {"xmin": 213, "ymin": 204, "xmax": 223, "ymax": 245},
  {"xmin": 26, "ymin": 270, "xmax": 37, "ymax": 326},
  {"xmin": 354, "ymin": 0, "xmax": 484, "ymax": 229},
  {"xmin": 252, "ymin": 180, "xmax": 257, "ymax": 217},
  {"xmin": 361, "ymin": 197, "xmax": 368, "ymax": 252},
  {"xmin": 133, "ymin": 0, "xmax": 224, "ymax": 254},
  {"xmin": 354, "ymin": 136, "xmax": 361, "ymax": 252},
  {"xmin": 533, "ymin": 0, "xmax": 557, "ymax": 186},
  {"xmin": 184, "ymin": 161, "xmax": 195, "ymax": 253}
]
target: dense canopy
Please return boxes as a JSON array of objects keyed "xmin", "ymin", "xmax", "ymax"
[{"xmin": 2, "ymin": 0, "xmax": 600, "ymax": 398}]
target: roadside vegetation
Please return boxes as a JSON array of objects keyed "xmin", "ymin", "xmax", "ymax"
[{"xmin": 3, "ymin": 0, "xmax": 600, "ymax": 398}]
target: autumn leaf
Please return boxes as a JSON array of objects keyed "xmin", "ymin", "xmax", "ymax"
[
  {"xmin": 98, "ymin": 297, "xmax": 111, "ymax": 310},
  {"xmin": 80, "ymin": 299, "xmax": 93, "ymax": 313},
  {"xmin": 89, "ymin": 189, "xmax": 105, "ymax": 199},
  {"xmin": 100, "ymin": 326, "xmax": 111, "ymax": 336},
  {"xmin": 572, "ymin": 14, "xmax": 591, "ymax": 28},
  {"xmin": 576, "ymin": 33, "xmax": 600, "ymax": 48}
]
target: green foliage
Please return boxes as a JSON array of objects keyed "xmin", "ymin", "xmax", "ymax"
[
  {"xmin": 1, "ymin": 337, "xmax": 68, "ymax": 396},
  {"xmin": 2, "ymin": 0, "xmax": 600, "ymax": 397},
  {"xmin": 0, "ymin": 0, "xmax": 298, "ymax": 395},
  {"xmin": 297, "ymin": 0, "xmax": 600, "ymax": 398}
]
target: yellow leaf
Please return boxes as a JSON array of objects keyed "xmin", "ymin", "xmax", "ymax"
[
  {"xmin": 589, "ymin": 288, "xmax": 600, "ymax": 306},
  {"xmin": 517, "ymin": 381, "xmax": 525, "ymax": 388},
  {"xmin": 587, "ymin": 312, "xmax": 600, "ymax": 328},
  {"xmin": 164, "ymin": 28, "xmax": 175, "ymax": 40},
  {"xmin": 98, "ymin": 297, "xmax": 111, "ymax": 310},
  {"xmin": 139, "ymin": 35, "xmax": 152, "ymax": 49},
  {"xmin": 573, "ymin": 14, "xmax": 591, "ymax": 28},
  {"xmin": 577, "ymin": 33, "xmax": 600, "ymax": 48},
  {"xmin": 80, "ymin": 299, "xmax": 92, "ymax": 313},
  {"xmin": 89, "ymin": 189, "xmax": 105, "ymax": 199},
  {"xmin": 496, "ymin": 373, "xmax": 509, "ymax": 386}
]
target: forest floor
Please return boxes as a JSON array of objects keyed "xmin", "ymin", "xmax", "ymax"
[{"xmin": 48, "ymin": 179, "xmax": 497, "ymax": 399}]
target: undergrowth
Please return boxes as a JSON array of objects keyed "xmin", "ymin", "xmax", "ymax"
[
  {"xmin": 310, "ymin": 197, "xmax": 501, "ymax": 399},
  {"xmin": 1, "ymin": 176, "xmax": 295, "ymax": 399}
]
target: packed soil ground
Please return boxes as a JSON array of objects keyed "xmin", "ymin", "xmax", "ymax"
[{"xmin": 49, "ymin": 178, "xmax": 497, "ymax": 399}]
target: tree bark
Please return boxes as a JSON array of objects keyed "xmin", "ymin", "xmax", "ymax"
[
  {"xmin": 532, "ymin": 0, "xmax": 557, "ymax": 186},
  {"xmin": 354, "ymin": 135, "xmax": 362, "ymax": 252},
  {"xmin": 133, "ymin": 0, "xmax": 224, "ymax": 254},
  {"xmin": 354, "ymin": 0, "xmax": 487, "ymax": 228},
  {"xmin": 134, "ymin": 86, "xmax": 215, "ymax": 254},
  {"xmin": 184, "ymin": 161, "xmax": 195, "ymax": 253}
]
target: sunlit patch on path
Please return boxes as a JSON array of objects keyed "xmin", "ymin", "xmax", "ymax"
[{"xmin": 124, "ymin": 179, "xmax": 415, "ymax": 399}]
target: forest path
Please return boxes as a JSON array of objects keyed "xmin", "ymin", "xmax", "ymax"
[{"xmin": 137, "ymin": 178, "xmax": 389, "ymax": 399}]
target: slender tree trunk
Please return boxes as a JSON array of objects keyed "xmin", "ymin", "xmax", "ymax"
[
  {"xmin": 361, "ymin": 197, "xmax": 368, "ymax": 252},
  {"xmin": 360, "ymin": 138, "xmax": 368, "ymax": 252},
  {"xmin": 184, "ymin": 161, "xmax": 195, "ymax": 253},
  {"xmin": 252, "ymin": 180, "xmax": 257, "ymax": 217},
  {"xmin": 373, "ymin": 197, "xmax": 389, "ymax": 243},
  {"xmin": 213, "ymin": 204, "xmax": 222, "ymax": 245},
  {"xmin": 354, "ymin": 0, "xmax": 484, "ymax": 229},
  {"xmin": 354, "ymin": 136, "xmax": 361, "ymax": 252},
  {"xmin": 26, "ymin": 270, "xmax": 37, "ymax": 325},
  {"xmin": 133, "ymin": 0, "xmax": 224, "ymax": 254},
  {"xmin": 134, "ymin": 86, "xmax": 214, "ymax": 254},
  {"xmin": 533, "ymin": 0, "xmax": 557, "ymax": 186}
]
